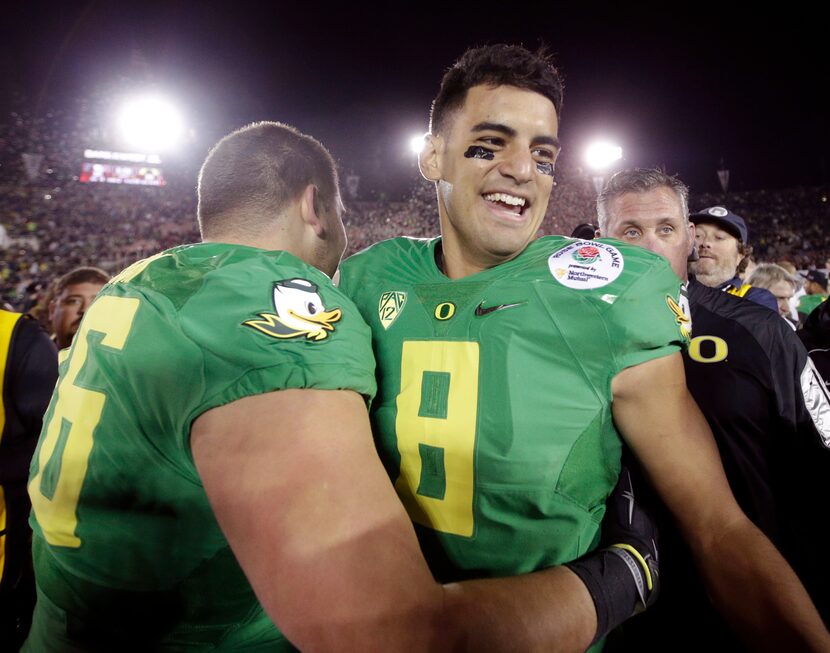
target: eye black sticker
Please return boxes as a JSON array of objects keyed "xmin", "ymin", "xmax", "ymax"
[
  {"xmin": 464, "ymin": 145, "xmax": 495, "ymax": 160},
  {"xmin": 536, "ymin": 161, "xmax": 554, "ymax": 176}
]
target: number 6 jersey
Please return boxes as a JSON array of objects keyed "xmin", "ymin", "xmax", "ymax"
[
  {"xmin": 25, "ymin": 243, "xmax": 376, "ymax": 651},
  {"xmin": 339, "ymin": 236, "xmax": 687, "ymax": 581}
]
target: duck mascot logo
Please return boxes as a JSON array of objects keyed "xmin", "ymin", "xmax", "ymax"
[
  {"xmin": 244, "ymin": 279, "xmax": 342, "ymax": 341},
  {"xmin": 666, "ymin": 290, "xmax": 692, "ymax": 342}
]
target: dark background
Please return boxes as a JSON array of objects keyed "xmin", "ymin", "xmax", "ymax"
[{"xmin": 2, "ymin": 1, "xmax": 826, "ymax": 197}]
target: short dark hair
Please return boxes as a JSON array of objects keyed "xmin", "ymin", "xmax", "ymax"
[
  {"xmin": 597, "ymin": 168, "xmax": 690, "ymax": 233},
  {"xmin": 53, "ymin": 266, "xmax": 109, "ymax": 296},
  {"xmin": 430, "ymin": 44, "xmax": 563, "ymax": 136},
  {"xmin": 197, "ymin": 121, "xmax": 339, "ymax": 238}
]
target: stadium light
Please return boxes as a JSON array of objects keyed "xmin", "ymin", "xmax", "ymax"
[
  {"xmin": 410, "ymin": 134, "xmax": 426, "ymax": 155},
  {"xmin": 585, "ymin": 141, "xmax": 623, "ymax": 170},
  {"xmin": 118, "ymin": 96, "xmax": 184, "ymax": 152}
]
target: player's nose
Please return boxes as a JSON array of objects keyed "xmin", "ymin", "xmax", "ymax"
[{"xmin": 498, "ymin": 147, "xmax": 534, "ymax": 184}]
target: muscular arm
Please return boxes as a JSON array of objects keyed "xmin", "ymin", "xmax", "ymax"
[
  {"xmin": 192, "ymin": 389, "xmax": 596, "ymax": 652},
  {"xmin": 612, "ymin": 352, "xmax": 830, "ymax": 651}
]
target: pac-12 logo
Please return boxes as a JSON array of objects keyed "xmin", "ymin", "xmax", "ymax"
[
  {"xmin": 572, "ymin": 245, "xmax": 601, "ymax": 264},
  {"xmin": 378, "ymin": 291, "xmax": 407, "ymax": 330}
]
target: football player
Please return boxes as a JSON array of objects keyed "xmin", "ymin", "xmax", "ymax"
[{"xmin": 340, "ymin": 44, "xmax": 829, "ymax": 650}]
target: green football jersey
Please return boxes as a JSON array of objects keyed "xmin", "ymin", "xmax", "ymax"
[
  {"xmin": 797, "ymin": 293, "xmax": 825, "ymax": 317},
  {"xmin": 25, "ymin": 243, "xmax": 376, "ymax": 652},
  {"xmin": 340, "ymin": 236, "xmax": 688, "ymax": 581}
]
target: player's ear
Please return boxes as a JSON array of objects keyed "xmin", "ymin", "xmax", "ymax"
[
  {"xmin": 418, "ymin": 133, "xmax": 442, "ymax": 182},
  {"xmin": 299, "ymin": 184, "xmax": 325, "ymax": 237},
  {"xmin": 687, "ymin": 221, "xmax": 697, "ymax": 259}
]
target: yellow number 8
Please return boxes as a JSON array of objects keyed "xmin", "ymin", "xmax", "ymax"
[
  {"xmin": 29, "ymin": 295, "xmax": 139, "ymax": 548},
  {"xmin": 395, "ymin": 341, "xmax": 479, "ymax": 537}
]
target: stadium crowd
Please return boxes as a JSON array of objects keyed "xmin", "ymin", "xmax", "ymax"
[
  {"xmin": 4, "ymin": 93, "xmax": 830, "ymax": 317},
  {"xmin": 3, "ymin": 176, "xmax": 830, "ymax": 316}
]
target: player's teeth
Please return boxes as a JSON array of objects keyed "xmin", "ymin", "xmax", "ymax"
[{"xmin": 483, "ymin": 193, "xmax": 526, "ymax": 206}]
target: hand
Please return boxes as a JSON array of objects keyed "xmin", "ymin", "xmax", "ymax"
[
  {"xmin": 600, "ymin": 465, "xmax": 659, "ymax": 612},
  {"xmin": 565, "ymin": 464, "xmax": 661, "ymax": 643}
]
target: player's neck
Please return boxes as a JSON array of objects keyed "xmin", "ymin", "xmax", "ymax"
[{"xmin": 437, "ymin": 239, "xmax": 501, "ymax": 279}]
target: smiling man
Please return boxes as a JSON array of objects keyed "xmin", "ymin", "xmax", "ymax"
[
  {"xmin": 428, "ymin": 82, "xmax": 559, "ymax": 278},
  {"xmin": 340, "ymin": 46, "xmax": 830, "ymax": 651}
]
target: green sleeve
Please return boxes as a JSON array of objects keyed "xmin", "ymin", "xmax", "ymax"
[
  {"xmin": 606, "ymin": 258, "xmax": 688, "ymax": 373},
  {"xmin": 177, "ymin": 263, "xmax": 377, "ymax": 451}
]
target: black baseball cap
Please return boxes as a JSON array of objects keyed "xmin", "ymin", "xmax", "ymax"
[
  {"xmin": 801, "ymin": 269, "xmax": 828, "ymax": 290},
  {"xmin": 689, "ymin": 206, "xmax": 748, "ymax": 244}
]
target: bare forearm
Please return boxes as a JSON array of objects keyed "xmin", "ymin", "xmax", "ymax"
[
  {"xmin": 689, "ymin": 518, "xmax": 830, "ymax": 652},
  {"xmin": 612, "ymin": 355, "xmax": 830, "ymax": 649},
  {"xmin": 439, "ymin": 566, "xmax": 596, "ymax": 653}
]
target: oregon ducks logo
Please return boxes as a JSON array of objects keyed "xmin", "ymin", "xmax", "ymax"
[
  {"xmin": 688, "ymin": 336, "xmax": 728, "ymax": 363},
  {"xmin": 243, "ymin": 279, "xmax": 342, "ymax": 341},
  {"xmin": 434, "ymin": 302, "xmax": 456, "ymax": 321},
  {"xmin": 378, "ymin": 291, "xmax": 407, "ymax": 330}
]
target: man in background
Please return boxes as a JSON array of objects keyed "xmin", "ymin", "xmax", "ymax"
[
  {"xmin": 689, "ymin": 206, "xmax": 778, "ymax": 312},
  {"xmin": 599, "ymin": 168, "xmax": 830, "ymax": 647},
  {"xmin": 47, "ymin": 267, "xmax": 109, "ymax": 350},
  {"xmin": 748, "ymin": 263, "xmax": 799, "ymax": 325},
  {"xmin": 0, "ymin": 309, "xmax": 57, "ymax": 648},
  {"xmin": 798, "ymin": 269, "xmax": 828, "ymax": 322}
]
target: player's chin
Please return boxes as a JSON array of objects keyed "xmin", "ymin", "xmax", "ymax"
[{"xmin": 484, "ymin": 231, "xmax": 537, "ymax": 261}]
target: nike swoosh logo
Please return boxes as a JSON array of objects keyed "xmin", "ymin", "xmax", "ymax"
[
  {"xmin": 474, "ymin": 301, "xmax": 526, "ymax": 317},
  {"xmin": 622, "ymin": 489, "xmax": 635, "ymax": 526}
]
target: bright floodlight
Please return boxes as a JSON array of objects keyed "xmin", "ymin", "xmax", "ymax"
[
  {"xmin": 118, "ymin": 96, "xmax": 184, "ymax": 151},
  {"xmin": 585, "ymin": 142, "xmax": 622, "ymax": 170},
  {"xmin": 410, "ymin": 134, "xmax": 426, "ymax": 154}
]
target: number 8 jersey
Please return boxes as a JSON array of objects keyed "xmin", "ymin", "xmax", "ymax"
[{"xmin": 339, "ymin": 236, "xmax": 687, "ymax": 581}]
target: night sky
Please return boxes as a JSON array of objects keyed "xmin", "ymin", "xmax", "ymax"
[{"xmin": 2, "ymin": 2, "xmax": 827, "ymax": 197}]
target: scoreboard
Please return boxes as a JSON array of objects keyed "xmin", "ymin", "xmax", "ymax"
[{"xmin": 79, "ymin": 149, "xmax": 166, "ymax": 186}]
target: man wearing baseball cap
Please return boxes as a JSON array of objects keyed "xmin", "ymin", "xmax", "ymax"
[
  {"xmin": 689, "ymin": 206, "xmax": 778, "ymax": 312},
  {"xmin": 798, "ymin": 269, "xmax": 828, "ymax": 320}
]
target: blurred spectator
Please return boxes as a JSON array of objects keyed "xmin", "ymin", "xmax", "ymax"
[
  {"xmin": 797, "ymin": 270, "xmax": 828, "ymax": 323},
  {"xmin": 570, "ymin": 223, "xmax": 599, "ymax": 239},
  {"xmin": 778, "ymin": 260, "xmax": 805, "ymax": 321},
  {"xmin": 47, "ymin": 267, "xmax": 109, "ymax": 350},
  {"xmin": 0, "ymin": 310, "xmax": 58, "ymax": 648},
  {"xmin": 748, "ymin": 263, "xmax": 799, "ymax": 327}
]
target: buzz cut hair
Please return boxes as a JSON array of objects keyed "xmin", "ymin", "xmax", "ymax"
[
  {"xmin": 596, "ymin": 168, "xmax": 690, "ymax": 233},
  {"xmin": 429, "ymin": 44, "xmax": 564, "ymax": 136},
  {"xmin": 197, "ymin": 121, "xmax": 339, "ymax": 239}
]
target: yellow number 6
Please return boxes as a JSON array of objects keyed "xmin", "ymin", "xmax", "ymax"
[{"xmin": 30, "ymin": 296, "xmax": 139, "ymax": 548}]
